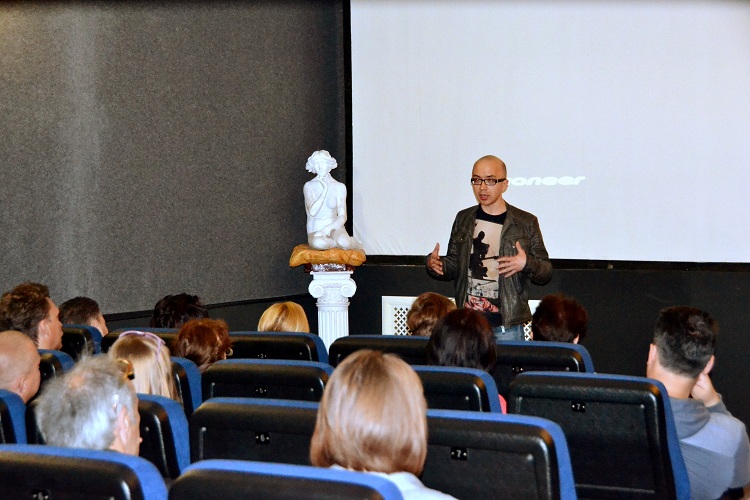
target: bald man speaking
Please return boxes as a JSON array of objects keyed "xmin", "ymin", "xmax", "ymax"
[
  {"xmin": 0, "ymin": 330, "xmax": 42, "ymax": 403},
  {"xmin": 427, "ymin": 155, "xmax": 552, "ymax": 342}
]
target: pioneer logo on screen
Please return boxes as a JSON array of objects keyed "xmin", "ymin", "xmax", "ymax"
[{"xmin": 508, "ymin": 176, "xmax": 586, "ymax": 186}]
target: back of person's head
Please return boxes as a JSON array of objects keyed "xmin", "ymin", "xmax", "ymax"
[
  {"xmin": 35, "ymin": 355, "xmax": 139, "ymax": 454},
  {"xmin": 0, "ymin": 282, "xmax": 53, "ymax": 346},
  {"xmin": 310, "ymin": 349, "xmax": 427, "ymax": 475},
  {"xmin": 257, "ymin": 302, "xmax": 310, "ymax": 333},
  {"xmin": 426, "ymin": 308, "xmax": 497, "ymax": 372},
  {"xmin": 0, "ymin": 330, "xmax": 41, "ymax": 403},
  {"xmin": 406, "ymin": 292, "xmax": 456, "ymax": 337},
  {"xmin": 58, "ymin": 296, "xmax": 108, "ymax": 335},
  {"xmin": 653, "ymin": 306, "xmax": 718, "ymax": 378},
  {"xmin": 174, "ymin": 318, "xmax": 232, "ymax": 373},
  {"xmin": 108, "ymin": 331, "xmax": 178, "ymax": 401},
  {"xmin": 531, "ymin": 293, "xmax": 588, "ymax": 343},
  {"xmin": 149, "ymin": 293, "xmax": 208, "ymax": 328}
]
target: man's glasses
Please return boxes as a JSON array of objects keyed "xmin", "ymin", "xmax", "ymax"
[{"xmin": 470, "ymin": 177, "xmax": 506, "ymax": 186}]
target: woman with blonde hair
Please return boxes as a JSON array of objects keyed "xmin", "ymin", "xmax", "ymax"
[
  {"xmin": 257, "ymin": 301, "xmax": 310, "ymax": 333},
  {"xmin": 174, "ymin": 318, "xmax": 233, "ymax": 373},
  {"xmin": 310, "ymin": 349, "xmax": 456, "ymax": 499},
  {"xmin": 108, "ymin": 330, "xmax": 179, "ymax": 402}
]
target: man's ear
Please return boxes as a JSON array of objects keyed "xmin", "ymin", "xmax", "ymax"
[
  {"xmin": 647, "ymin": 344, "xmax": 658, "ymax": 365},
  {"xmin": 702, "ymin": 355, "xmax": 715, "ymax": 375},
  {"xmin": 573, "ymin": 335, "xmax": 579, "ymax": 344},
  {"xmin": 36, "ymin": 319, "xmax": 50, "ymax": 344}
]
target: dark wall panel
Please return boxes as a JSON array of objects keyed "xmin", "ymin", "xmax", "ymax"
[
  {"xmin": 348, "ymin": 263, "xmax": 750, "ymax": 427},
  {"xmin": 0, "ymin": 1, "xmax": 346, "ymax": 313}
]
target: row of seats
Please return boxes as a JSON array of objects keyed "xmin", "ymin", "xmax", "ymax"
[{"xmin": 1, "ymin": 369, "xmax": 690, "ymax": 498}]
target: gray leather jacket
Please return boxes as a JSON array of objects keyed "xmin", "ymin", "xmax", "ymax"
[{"xmin": 426, "ymin": 204, "xmax": 552, "ymax": 327}]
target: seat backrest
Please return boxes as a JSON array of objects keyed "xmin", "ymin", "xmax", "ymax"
[
  {"xmin": 138, "ymin": 393, "xmax": 190, "ymax": 479},
  {"xmin": 202, "ymin": 359, "xmax": 333, "ymax": 402},
  {"xmin": 328, "ymin": 335, "xmax": 429, "ymax": 367},
  {"xmin": 228, "ymin": 331, "xmax": 328, "ymax": 364},
  {"xmin": 169, "ymin": 459, "xmax": 403, "ymax": 500},
  {"xmin": 0, "ymin": 389, "xmax": 27, "ymax": 444},
  {"xmin": 508, "ymin": 372, "xmax": 689, "ymax": 500},
  {"xmin": 102, "ymin": 328, "xmax": 178, "ymax": 353},
  {"xmin": 190, "ymin": 397, "xmax": 318, "ymax": 464},
  {"xmin": 492, "ymin": 341, "xmax": 595, "ymax": 399},
  {"xmin": 37, "ymin": 349, "xmax": 75, "ymax": 390},
  {"xmin": 423, "ymin": 410, "xmax": 576, "ymax": 500},
  {"xmin": 0, "ymin": 443, "xmax": 167, "ymax": 499},
  {"xmin": 171, "ymin": 357, "xmax": 202, "ymax": 416},
  {"xmin": 412, "ymin": 365, "xmax": 501, "ymax": 413},
  {"xmin": 61, "ymin": 324, "xmax": 103, "ymax": 359}
]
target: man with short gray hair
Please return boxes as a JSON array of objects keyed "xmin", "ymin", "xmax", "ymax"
[{"xmin": 35, "ymin": 355, "xmax": 141, "ymax": 455}]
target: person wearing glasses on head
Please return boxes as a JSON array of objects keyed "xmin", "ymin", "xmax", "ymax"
[
  {"xmin": 426, "ymin": 155, "xmax": 552, "ymax": 342},
  {"xmin": 108, "ymin": 330, "xmax": 180, "ymax": 403}
]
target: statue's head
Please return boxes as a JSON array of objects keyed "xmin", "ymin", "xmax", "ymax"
[{"xmin": 306, "ymin": 150, "xmax": 337, "ymax": 175}]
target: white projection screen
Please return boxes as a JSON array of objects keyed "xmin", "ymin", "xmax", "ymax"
[{"xmin": 350, "ymin": 0, "xmax": 750, "ymax": 262}]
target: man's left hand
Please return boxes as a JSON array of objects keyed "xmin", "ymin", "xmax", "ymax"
[{"xmin": 496, "ymin": 241, "xmax": 527, "ymax": 277}]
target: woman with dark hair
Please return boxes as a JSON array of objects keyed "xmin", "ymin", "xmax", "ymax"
[
  {"xmin": 531, "ymin": 294, "xmax": 588, "ymax": 343},
  {"xmin": 173, "ymin": 318, "xmax": 233, "ymax": 373},
  {"xmin": 426, "ymin": 308, "xmax": 504, "ymax": 412},
  {"xmin": 149, "ymin": 293, "xmax": 209, "ymax": 328}
]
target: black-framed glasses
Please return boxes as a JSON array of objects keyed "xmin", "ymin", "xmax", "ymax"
[{"xmin": 470, "ymin": 177, "xmax": 506, "ymax": 186}]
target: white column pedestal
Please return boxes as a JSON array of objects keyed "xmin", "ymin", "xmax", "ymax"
[{"xmin": 308, "ymin": 270, "xmax": 357, "ymax": 350}]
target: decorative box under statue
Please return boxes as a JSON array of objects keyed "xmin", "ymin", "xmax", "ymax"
[{"xmin": 290, "ymin": 150, "xmax": 365, "ymax": 349}]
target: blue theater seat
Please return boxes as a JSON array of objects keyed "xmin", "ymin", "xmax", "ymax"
[
  {"xmin": 61, "ymin": 324, "xmax": 103, "ymax": 359},
  {"xmin": 412, "ymin": 365, "xmax": 502, "ymax": 413},
  {"xmin": 424, "ymin": 410, "xmax": 576, "ymax": 500},
  {"xmin": 171, "ymin": 356, "xmax": 202, "ymax": 416},
  {"xmin": 102, "ymin": 328, "xmax": 178, "ymax": 353},
  {"xmin": 137, "ymin": 393, "xmax": 190, "ymax": 479},
  {"xmin": 169, "ymin": 459, "xmax": 403, "ymax": 499},
  {"xmin": 0, "ymin": 443, "xmax": 167, "ymax": 499},
  {"xmin": 37, "ymin": 349, "xmax": 75, "ymax": 390},
  {"xmin": 328, "ymin": 335, "xmax": 429, "ymax": 367},
  {"xmin": 0, "ymin": 389, "xmax": 26, "ymax": 444},
  {"xmin": 509, "ymin": 371, "xmax": 689, "ymax": 500},
  {"xmin": 228, "ymin": 331, "xmax": 328, "ymax": 364}
]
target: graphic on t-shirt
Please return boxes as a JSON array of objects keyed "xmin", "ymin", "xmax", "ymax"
[{"xmin": 467, "ymin": 219, "xmax": 502, "ymax": 307}]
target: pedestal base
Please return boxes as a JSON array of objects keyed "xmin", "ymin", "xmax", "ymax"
[{"xmin": 308, "ymin": 270, "xmax": 357, "ymax": 350}]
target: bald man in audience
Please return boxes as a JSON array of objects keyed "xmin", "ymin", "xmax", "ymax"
[
  {"xmin": 0, "ymin": 330, "xmax": 41, "ymax": 403},
  {"xmin": 35, "ymin": 355, "xmax": 141, "ymax": 455},
  {"xmin": 0, "ymin": 282, "xmax": 63, "ymax": 350}
]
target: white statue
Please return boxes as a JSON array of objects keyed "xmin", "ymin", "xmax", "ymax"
[{"xmin": 304, "ymin": 150, "xmax": 362, "ymax": 250}]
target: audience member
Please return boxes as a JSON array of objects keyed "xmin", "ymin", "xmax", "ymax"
[
  {"xmin": 406, "ymin": 292, "xmax": 456, "ymax": 337},
  {"xmin": 173, "ymin": 318, "xmax": 233, "ymax": 373},
  {"xmin": 149, "ymin": 293, "xmax": 208, "ymax": 328},
  {"xmin": 0, "ymin": 282, "xmax": 63, "ymax": 350},
  {"xmin": 108, "ymin": 330, "xmax": 179, "ymax": 402},
  {"xmin": 257, "ymin": 301, "xmax": 310, "ymax": 333},
  {"xmin": 646, "ymin": 306, "xmax": 750, "ymax": 499},
  {"xmin": 0, "ymin": 330, "xmax": 41, "ymax": 403},
  {"xmin": 531, "ymin": 293, "xmax": 588, "ymax": 343},
  {"xmin": 426, "ymin": 309, "xmax": 497, "ymax": 372},
  {"xmin": 310, "ymin": 349, "xmax": 456, "ymax": 499},
  {"xmin": 35, "ymin": 355, "xmax": 141, "ymax": 455},
  {"xmin": 58, "ymin": 296, "xmax": 108, "ymax": 336}
]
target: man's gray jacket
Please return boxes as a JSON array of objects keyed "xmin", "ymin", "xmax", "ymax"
[{"xmin": 426, "ymin": 204, "xmax": 552, "ymax": 327}]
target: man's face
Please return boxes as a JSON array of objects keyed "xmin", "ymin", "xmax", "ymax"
[
  {"xmin": 471, "ymin": 158, "xmax": 508, "ymax": 213},
  {"xmin": 39, "ymin": 299, "xmax": 63, "ymax": 350},
  {"xmin": 90, "ymin": 313, "xmax": 108, "ymax": 336}
]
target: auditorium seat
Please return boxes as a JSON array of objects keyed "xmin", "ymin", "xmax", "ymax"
[
  {"xmin": 171, "ymin": 357, "xmax": 202, "ymax": 417},
  {"xmin": 138, "ymin": 393, "xmax": 190, "ymax": 480},
  {"xmin": 190, "ymin": 397, "xmax": 318, "ymax": 465},
  {"xmin": 508, "ymin": 372, "xmax": 689, "ymax": 500},
  {"xmin": 0, "ymin": 443, "xmax": 167, "ymax": 499},
  {"xmin": 423, "ymin": 410, "xmax": 576, "ymax": 500},
  {"xmin": 102, "ymin": 328, "xmax": 178, "ymax": 352},
  {"xmin": 37, "ymin": 349, "xmax": 75, "ymax": 390},
  {"xmin": 492, "ymin": 340, "xmax": 595, "ymax": 398},
  {"xmin": 169, "ymin": 459, "xmax": 403, "ymax": 500},
  {"xmin": 202, "ymin": 359, "xmax": 332, "ymax": 402},
  {"xmin": 228, "ymin": 331, "xmax": 328, "ymax": 364},
  {"xmin": 328, "ymin": 335, "xmax": 429, "ymax": 367},
  {"xmin": 61, "ymin": 324, "xmax": 103, "ymax": 359},
  {"xmin": 412, "ymin": 365, "xmax": 502, "ymax": 413},
  {"xmin": 0, "ymin": 389, "xmax": 26, "ymax": 444}
]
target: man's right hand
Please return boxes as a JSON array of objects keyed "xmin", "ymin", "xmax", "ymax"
[{"xmin": 428, "ymin": 243, "xmax": 444, "ymax": 275}]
